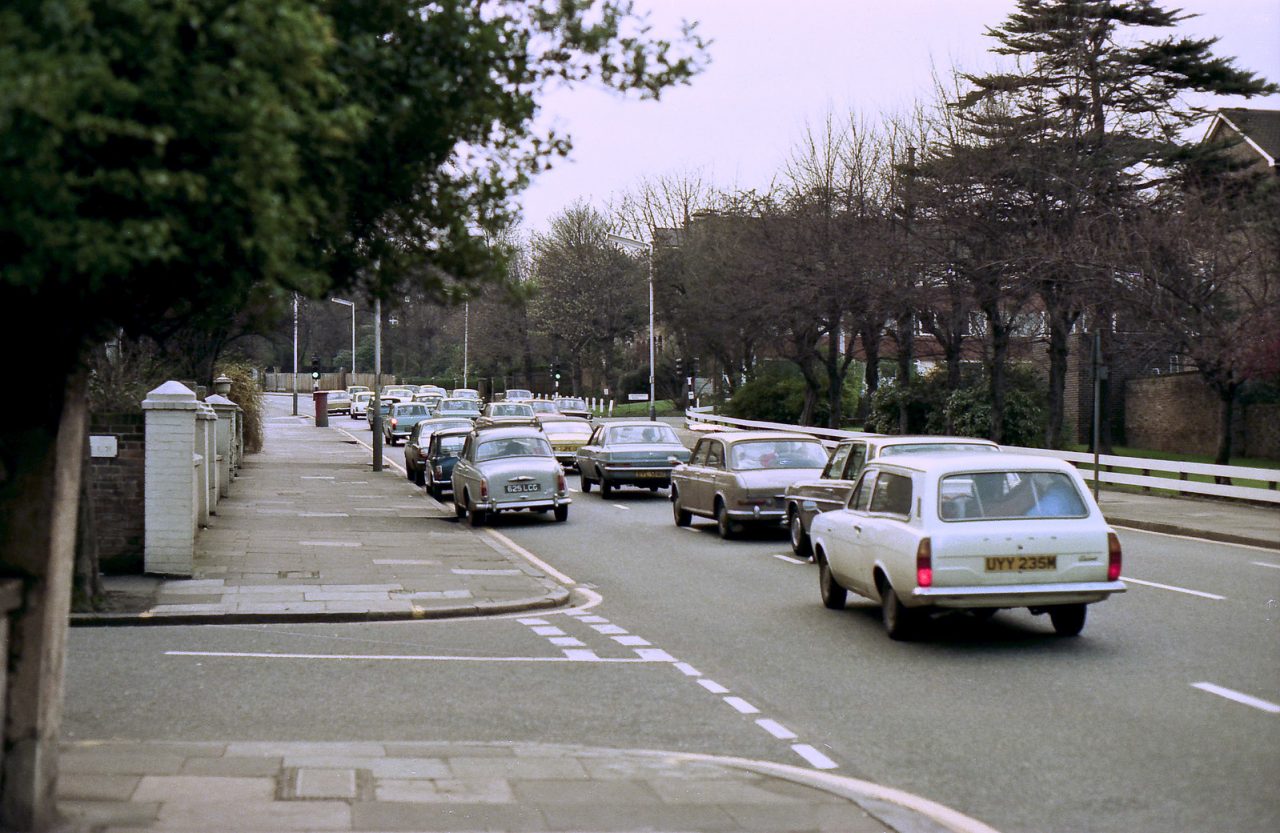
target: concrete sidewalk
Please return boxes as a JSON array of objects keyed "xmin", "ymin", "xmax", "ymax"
[
  {"xmin": 1096, "ymin": 489, "xmax": 1278, "ymax": 549},
  {"xmin": 75, "ymin": 400, "xmax": 568, "ymax": 626}
]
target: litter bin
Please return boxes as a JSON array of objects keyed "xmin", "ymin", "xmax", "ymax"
[{"xmin": 312, "ymin": 390, "xmax": 329, "ymax": 427}]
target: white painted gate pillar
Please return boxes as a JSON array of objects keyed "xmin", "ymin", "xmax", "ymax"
[
  {"xmin": 206, "ymin": 395, "xmax": 237, "ymax": 498},
  {"xmin": 143, "ymin": 381, "xmax": 200, "ymax": 576}
]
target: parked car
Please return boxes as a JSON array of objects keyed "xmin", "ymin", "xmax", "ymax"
[
  {"xmin": 670, "ymin": 431, "xmax": 829, "ymax": 539},
  {"xmin": 451, "ymin": 388, "xmax": 483, "ymax": 407},
  {"xmin": 553, "ymin": 396, "xmax": 591, "ymax": 420},
  {"xmin": 451, "ymin": 426, "xmax": 571, "ymax": 526},
  {"xmin": 324, "ymin": 390, "xmax": 351, "ymax": 414},
  {"xmin": 350, "ymin": 391, "xmax": 375, "ymax": 419},
  {"xmin": 501, "ymin": 389, "xmax": 533, "ymax": 402},
  {"xmin": 367, "ymin": 399, "xmax": 393, "ymax": 431},
  {"xmin": 434, "ymin": 397, "xmax": 482, "ymax": 421},
  {"xmin": 577, "ymin": 421, "xmax": 690, "ymax": 494},
  {"xmin": 538, "ymin": 416, "xmax": 594, "ymax": 469},
  {"xmin": 423, "ymin": 427, "xmax": 471, "ymax": 500},
  {"xmin": 784, "ymin": 435, "xmax": 1001, "ymax": 558},
  {"xmin": 404, "ymin": 418, "xmax": 474, "ymax": 486},
  {"xmin": 383, "ymin": 402, "xmax": 433, "ymax": 445},
  {"xmin": 810, "ymin": 452, "xmax": 1126, "ymax": 639}
]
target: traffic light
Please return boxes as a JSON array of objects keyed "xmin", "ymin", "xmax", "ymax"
[
  {"xmin": 675, "ymin": 357, "xmax": 683, "ymax": 377},
  {"xmin": 310, "ymin": 355, "xmax": 320, "ymax": 380},
  {"xmin": 551, "ymin": 362, "xmax": 561, "ymax": 381},
  {"xmin": 692, "ymin": 357, "xmax": 700, "ymax": 376}
]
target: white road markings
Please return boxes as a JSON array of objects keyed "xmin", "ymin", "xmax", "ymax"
[
  {"xmin": 549, "ymin": 637, "xmax": 585, "ymax": 647},
  {"xmin": 298, "ymin": 512, "xmax": 349, "ymax": 518},
  {"xmin": 756, "ymin": 719, "xmax": 798, "ymax": 740},
  {"xmin": 613, "ymin": 504, "xmax": 631, "ymax": 511},
  {"xmin": 482, "ymin": 528, "xmax": 576, "ymax": 586},
  {"xmin": 674, "ymin": 662, "xmax": 701, "ymax": 677},
  {"xmin": 297, "ymin": 541, "xmax": 361, "ymax": 548},
  {"xmin": 791, "ymin": 744, "xmax": 839, "ymax": 770},
  {"xmin": 1122, "ymin": 576, "xmax": 1225, "ymax": 600},
  {"xmin": 1251, "ymin": 561, "xmax": 1280, "ymax": 570},
  {"xmin": 773, "ymin": 554, "xmax": 809, "ymax": 565},
  {"xmin": 591, "ymin": 624, "xmax": 628, "ymax": 635},
  {"xmin": 612, "ymin": 635, "xmax": 651, "ymax": 646},
  {"xmin": 532, "ymin": 626, "xmax": 566, "ymax": 637},
  {"xmin": 579, "ymin": 615, "xmax": 609, "ymax": 624},
  {"xmin": 165, "ymin": 650, "xmax": 654, "ymax": 663},
  {"xmin": 1192, "ymin": 682, "xmax": 1280, "ymax": 714},
  {"xmin": 724, "ymin": 696, "xmax": 760, "ymax": 715},
  {"xmin": 698, "ymin": 679, "xmax": 730, "ymax": 694}
]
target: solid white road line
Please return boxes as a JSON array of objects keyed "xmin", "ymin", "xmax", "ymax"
[
  {"xmin": 1251, "ymin": 561, "xmax": 1280, "ymax": 570},
  {"xmin": 165, "ymin": 650, "xmax": 657, "ymax": 664},
  {"xmin": 298, "ymin": 541, "xmax": 361, "ymax": 548},
  {"xmin": 724, "ymin": 696, "xmax": 760, "ymax": 715},
  {"xmin": 698, "ymin": 679, "xmax": 729, "ymax": 694},
  {"xmin": 791, "ymin": 744, "xmax": 839, "ymax": 770},
  {"xmin": 1192, "ymin": 682, "xmax": 1280, "ymax": 714},
  {"xmin": 1122, "ymin": 576, "xmax": 1225, "ymax": 600},
  {"xmin": 482, "ymin": 528, "xmax": 577, "ymax": 586},
  {"xmin": 756, "ymin": 718, "xmax": 798, "ymax": 740},
  {"xmin": 1118, "ymin": 526, "xmax": 1280, "ymax": 553}
]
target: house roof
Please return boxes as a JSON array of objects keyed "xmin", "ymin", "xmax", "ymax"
[{"xmin": 1204, "ymin": 108, "xmax": 1280, "ymax": 166}]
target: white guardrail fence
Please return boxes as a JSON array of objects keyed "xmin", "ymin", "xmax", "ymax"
[{"xmin": 683, "ymin": 407, "xmax": 1280, "ymax": 505}]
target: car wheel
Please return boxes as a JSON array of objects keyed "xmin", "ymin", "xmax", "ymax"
[
  {"xmin": 671, "ymin": 489, "xmax": 691, "ymax": 527},
  {"xmin": 405, "ymin": 464, "xmax": 414, "ymax": 481},
  {"xmin": 581, "ymin": 475, "xmax": 592, "ymax": 493},
  {"xmin": 817, "ymin": 548, "xmax": 847, "ymax": 610},
  {"xmin": 467, "ymin": 498, "xmax": 486, "ymax": 527},
  {"xmin": 879, "ymin": 577, "xmax": 919, "ymax": 641},
  {"xmin": 1049, "ymin": 604, "xmax": 1087, "ymax": 637},
  {"xmin": 414, "ymin": 468, "xmax": 425, "ymax": 487},
  {"xmin": 716, "ymin": 500, "xmax": 737, "ymax": 540},
  {"xmin": 554, "ymin": 505, "xmax": 568, "ymax": 523},
  {"xmin": 600, "ymin": 479, "xmax": 612, "ymax": 497},
  {"xmin": 453, "ymin": 493, "xmax": 466, "ymax": 518},
  {"xmin": 788, "ymin": 508, "xmax": 811, "ymax": 558}
]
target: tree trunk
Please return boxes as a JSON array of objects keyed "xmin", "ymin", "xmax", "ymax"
[
  {"xmin": 860, "ymin": 321, "xmax": 881, "ymax": 408},
  {"xmin": 1214, "ymin": 383, "xmax": 1237, "ymax": 469},
  {"xmin": 73, "ymin": 439, "xmax": 103, "ymax": 612},
  {"xmin": 0, "ymin": 366, "xmax": 87, "ymax": 831},
  {"xmin": 895, "ymin": 314, "xmax": 914, "ymax": 433},
  {"xmin": 1044, "ymin": 310, "xmax": 1076, "ymax": 449},
  {"xmin": 987, "ymin": 310, "xmax": 1010, "ymax": 444}
]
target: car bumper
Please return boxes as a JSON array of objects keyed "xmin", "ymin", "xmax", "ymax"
[
  {"xmin": 725, "ymin": 506, "xmax": 786, "ymax": 523},
  {"xmin": 554, "ymin": 452, "xmax": 580, "ymax": 467},
  {"xmin": 600, "ymin": 466, "xmax": 675, "ymax": 485},
  {"xmin": 483, "ymin": 496, "xmax": 572, "ymax": 513},
  {"xmin": 911, "ymin": 580, "xmax": 1127, "ymax": 608}
]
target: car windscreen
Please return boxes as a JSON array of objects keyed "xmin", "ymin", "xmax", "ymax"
[
  {"xmin": 545, "ymin": 422, "xmax": 592, "ymax": 437},
  {"xmin": 397, "ymin": 405, "xmax": 426, "ymax": 416},
  {"xmin": 491, "ymin": 404, "xmax": 534, "ymax": 417},
  {"xmin": 939, "ymin": 471, "xmax": 1088, "ymax": 520},
  {"xmin": 475, "ymin": 437, "xmax": 554, "ymax": 461},
  {"xmin": 729, "ymin": 440, "xmax": 828, "ymax": 471},
  {"xmin": 880, "ymin": 443, "xmax": 999, "ymax": 456},
  {"xmin": 438, "ymin": 400, "xmax": 473, "ymax": 412},
  {"xmin": 607, "ymin": 425, "xmax": 680, "ymax": 445},
  {"xmin": 556, "ymin": 399, "xmax": 587, "ymax": 410},
  {"xmin": 505, "ymin": 390, "xmax": 532, "ymax": 400}
]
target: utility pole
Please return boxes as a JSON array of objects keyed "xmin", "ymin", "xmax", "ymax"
[
  {"xmin": 372, "ymin": 296, "xmax": 383, "ymax": 472},
  {"xmin": 291, "ymin": 293, "xmax": 299, "ymax": 416}
]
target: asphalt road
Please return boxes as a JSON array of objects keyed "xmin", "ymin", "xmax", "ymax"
[{"xmin": 64, "ymin": 410, "xmax": 1280, "ymax": 833}]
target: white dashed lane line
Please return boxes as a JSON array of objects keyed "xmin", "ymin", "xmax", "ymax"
[{"xmin": 513, "ymin": 610, "xmax": 841, "ymax": 771}]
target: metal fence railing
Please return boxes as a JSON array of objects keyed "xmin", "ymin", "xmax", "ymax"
[{"xmin": 684, "ymin": 408, "xmax": 1280, "ymax": 504}]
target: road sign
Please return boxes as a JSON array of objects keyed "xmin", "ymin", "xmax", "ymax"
[{"xmin": 627, "ymin": 393, "xmax": 649, "ymax": 401}]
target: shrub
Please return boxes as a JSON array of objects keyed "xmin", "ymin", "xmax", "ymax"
[
  {"xmin": 216, "ymin": 361, "xmax": 264, "ymax": 453},
  {"xmin": 725, "ymin": 362, "xmax": 859, "ymax": 426},
  {"xmin": 865, "ymin": 363, "xmax": 1046, "ymax": 446}
]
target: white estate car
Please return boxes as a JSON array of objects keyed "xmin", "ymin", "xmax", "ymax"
[
  {"xmin": 810, "ymin": 452, "xmax": 1125, "ymax": 640},
  {"xmin": 350, "ymin": 391, "xmax": 375, "ymax": 419}
]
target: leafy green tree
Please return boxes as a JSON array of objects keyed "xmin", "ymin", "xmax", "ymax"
[{"xmin": 0, "ymin": 1, "xmax": 704, "ymax": 826}]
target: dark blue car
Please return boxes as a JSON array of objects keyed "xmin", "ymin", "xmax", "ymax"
[{"xmin": 424, "ymin": 427, "xmax": 471, "ymax": 500}]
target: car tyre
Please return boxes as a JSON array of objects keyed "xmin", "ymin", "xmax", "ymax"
[
  {"xmin": 581, "ymin": 475, "xmax": 592, "ymax": 493},
  {"xmin": 453, "ymin": 493, "xmax": 466, "ymax": 519},
  {"xmin": 817, "ymin": 549, "xmax": 847, "ymax": 610},
  {"xmin": 788, "ymin": 508, "xmax": 811, "ymax": 558},
  {"xmin": 414, "ymin": 468, "xmax": 426, "ymax": 487},
  {"xmin": 600, "ymin": 479, "xmax": 612, "ymax": 497},
  {"xmin": 467, "ymin": 499, "xmax": 486, "ymax": 527},
  {"xmin": 880, "ymin": 578, "xmax": 920, "ymax": 641},
  {"xmin": 716, "ymin": 500, "xmax": 737, "ymax": 540},
  {"xmin": 672, "ymin": 489, "xmax": 692, "ymax": 527},
  {"xmin": 554, "ymin": 505, "xmax": 569, "ymax": 523},
  {"xmin": 1049, "ymin": 604, "xmax": 1087, "ymax": 637},
  {"xmin": 405, "ymin": 464, "xmax": 414, "ymax": 482}
]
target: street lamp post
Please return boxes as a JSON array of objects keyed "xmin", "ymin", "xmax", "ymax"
[
  {"xmin": 607, "ymin": 233, "xmax": 656, "ymax": 422},
  {"xmin": 291, "ymin": 293, "xmax": 299, "ymax": 416},
  {"xmin": 463, "ymin": 301, "xmax": 469, "ymax": 389},
  {"xmin": 330, "ymin": 298, "xmax": 356, "ymax": 384}
]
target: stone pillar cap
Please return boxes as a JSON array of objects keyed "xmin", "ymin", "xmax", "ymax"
[
  {"xmin": 144, "ymin": 381, "xmax": 202, "ymax": 410},
  {"xmin": 205, "ymin": 395, "xmax": 241, "ymax": 410}
]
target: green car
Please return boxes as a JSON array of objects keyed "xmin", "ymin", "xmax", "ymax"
[{"xmin": 383, "ymin": 402, "xmax": 432, "ymax": 445}]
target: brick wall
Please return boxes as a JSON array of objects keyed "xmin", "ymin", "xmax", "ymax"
[
  {"xmin": 87, "ymin": 413, "xmax": 145, "ymax": 573},
  {"xmin": 1124, "ymin": 373, "xmax": 1279, "ymax": 460},
  {"xmin": 1244, "ymin": 403, "xmax": 1280, "ymax": 459}
]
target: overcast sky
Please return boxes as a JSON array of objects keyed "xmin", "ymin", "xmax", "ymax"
[{"xmin": 516, "ymin": 0, "xmax": 1280, "ymax": 235}]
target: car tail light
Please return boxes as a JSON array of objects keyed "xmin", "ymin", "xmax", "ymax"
[
  {"xmin": 480, "ymin": 480, "xmax": 488, "ymax": 501},
  {"xmin": 916, "ymin": 538, "xmax": 933, "ymax": 588},
  {"xmin": 390, "ymin": 418, "xmax": 398, "ymax": 427},
  {"xmin": 557, "ymin": 471, "xmax": 567, "ymax": 493},
  {"xmin": 1107, "ymin": 532, "xmax": 1122, "ymax": 581}
]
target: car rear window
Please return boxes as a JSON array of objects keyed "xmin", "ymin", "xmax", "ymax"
[
  {"xmin": 607, "ymin": 425, "xmax": 679, "ymax": 445},
  {"xmin": 476, "ymin": 437, "xmax": 554, "ymax": 461},
  {"xmin": 939, "ymin": 471, "xmax": 1088, "ymax": 520},
  {"xmin": 436, "ymin": 436, "xmax": 466, "ymax": 455},
  {"xmin": 730, "ymin": 440, "xmax": 828, "ymax": 471},
  {"xmin": 880, "ymin": 443, "xmax": 998, "ymax": 456}
]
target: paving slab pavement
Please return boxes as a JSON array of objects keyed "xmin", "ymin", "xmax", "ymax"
[{"xmin": 56, "ymin": 740, "xmax": 1001, "ymax": 833}]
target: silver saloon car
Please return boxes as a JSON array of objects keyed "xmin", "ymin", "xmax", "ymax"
[
  {"xmin": 576, "ymin": 421, "xmax": 690, "ymax": 495},
  {"xmin": 451, "ymin": 426, "xmax": 571, "ymax": 526}
]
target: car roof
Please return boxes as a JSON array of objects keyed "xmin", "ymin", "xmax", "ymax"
[
  {"xmin": 866, "ymin": 451, "xmax": 1076, "ymax": 476},
  {"xmin": 698, "ymin": 430, "xmax": 825, "ymax": 444},
  {"xmin": 472, "ymin": 425, "xmax": 546, "ymax": 440},
  {"xmin": 541, "ymin": 416, "xmax": 591, "ymax": 426},
  {"xmin": 873, "ymin": 435, "xmax": 998, "ymax": 447},
  {"xmin": 432, "ymin": 427, "xmax": 472, "ymax": 439}
]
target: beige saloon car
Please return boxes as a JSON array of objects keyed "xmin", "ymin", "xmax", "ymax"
[{"xmin": 670, "ymin": 431, "xmax": 830, "ymax": 539}]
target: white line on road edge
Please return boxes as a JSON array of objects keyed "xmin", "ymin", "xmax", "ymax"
[
  {"xmin": 1116, "ymin": 526, "xmax": 1280, "ymax": 553},
  {"xmin": 1122, "ymin": 576, "xmax": 1225, "ymax": 600},
  {"xmin": 790, "ymin": 744, "xmax": 839, "ymax": 770},
  {"xmin": 483, "ymin": 528, "xmax": 577, "ymax": 586},
  {"xmin": 1191, "ymin": 682, "xmax": 1280, "ymax": 714},
  {"xmin": 1251, "ymin": 561, "xmax": 1280, "ymax": 570},
  {"xmin": 164, "ymin": 650, "xmax": 660, "ymax": 664},
  {"xmin": 773, "ymin": 554, "xmax": 809, "ymax": 565}
]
